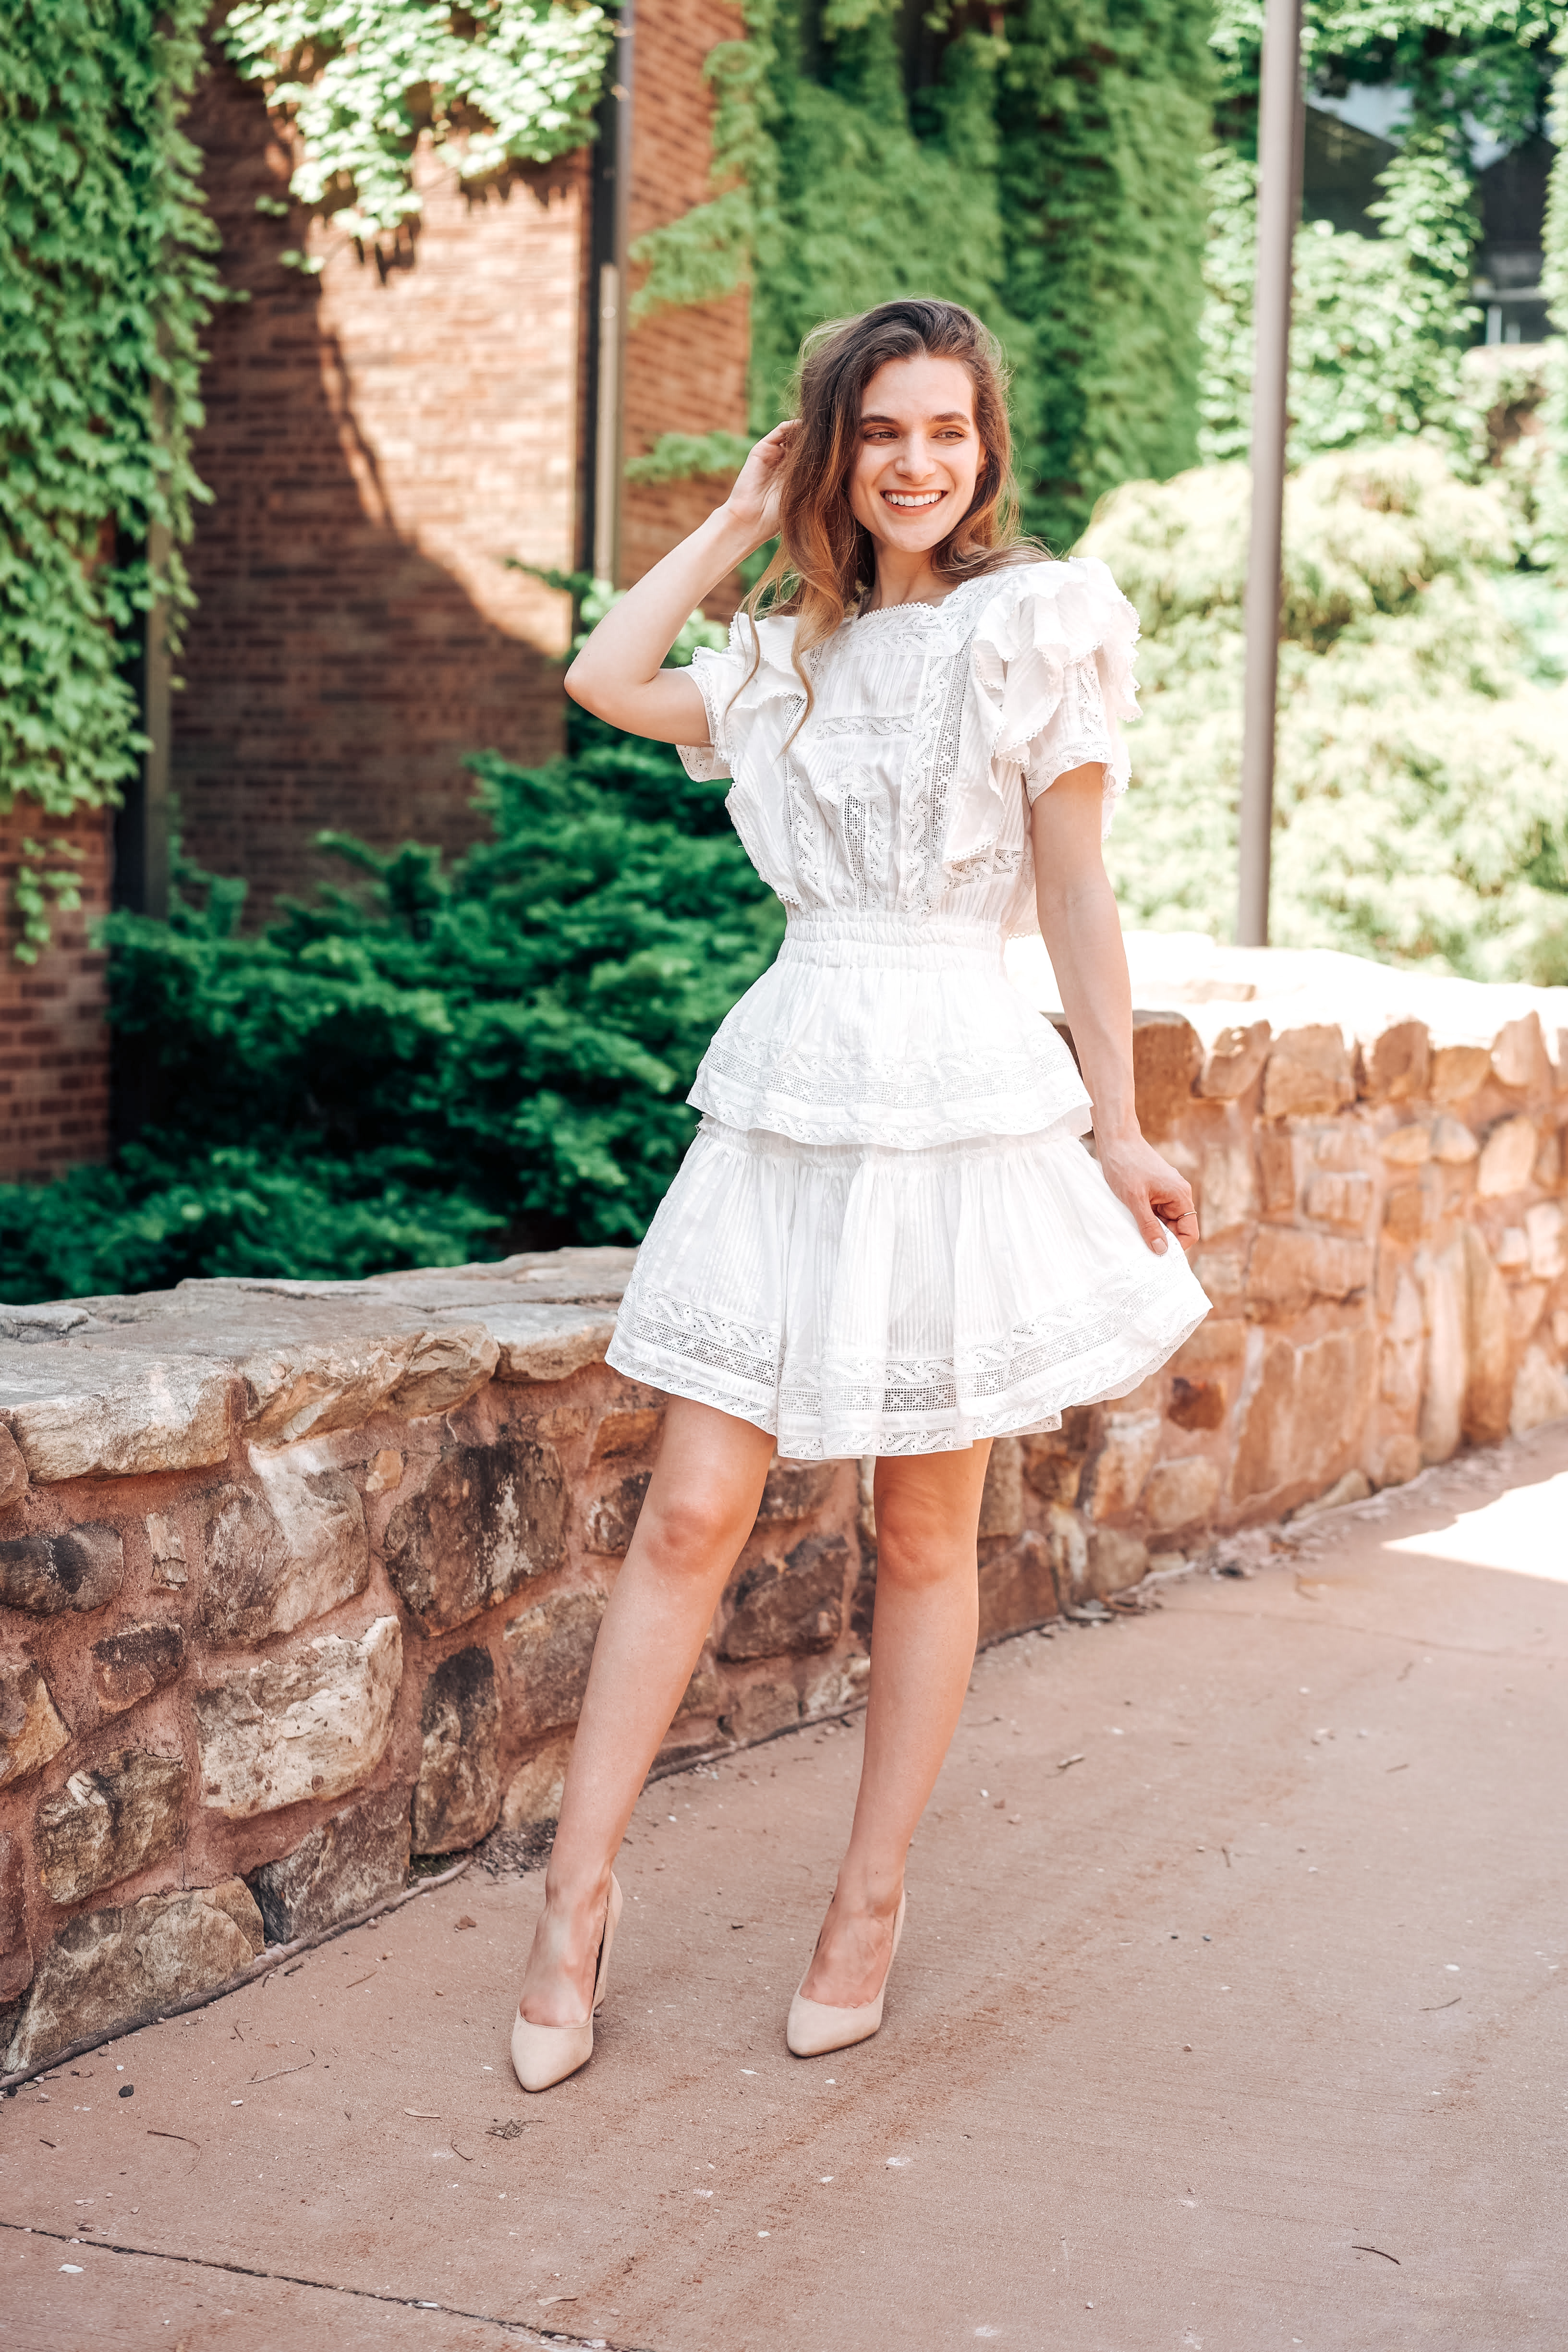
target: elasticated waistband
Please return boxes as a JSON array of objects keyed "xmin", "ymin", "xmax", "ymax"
[{"xmin": 778, "ymin": 911, "xmax": 1006, "ymax": 972}]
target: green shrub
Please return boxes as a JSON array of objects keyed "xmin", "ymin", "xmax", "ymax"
[
  {"xmin": 0, "ymin": 720, "xmax": 784, "ymax": 1303},
  {"xmin": 1198, "ymin": 137, "xmax": 1480, "ymax": 468},
  {"xmin": 1082, "ymin": 440, "xmax": 1568, "ymax": 979}
]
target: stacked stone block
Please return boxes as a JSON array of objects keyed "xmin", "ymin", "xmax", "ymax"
[{"xmin": 0, "ymin": 1253, "xmax": 868, "ymax": 2073}]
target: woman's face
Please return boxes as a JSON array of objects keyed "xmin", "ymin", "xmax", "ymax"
[{"xmin": 847, "ymin": 354, "xmax": 983, "ymax": 553}]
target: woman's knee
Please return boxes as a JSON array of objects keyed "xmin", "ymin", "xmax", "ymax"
[
  {"xmin": 871, "ymin": 1453, "xmax": 988, "ymax": 1588},
  {"xmin": 634, "ymin": 1486, "xmax": 753, "ymax": 1575},
  {"xmin": 871, "ymin": 1504, "xmax": 976, "ymax": 1594}
]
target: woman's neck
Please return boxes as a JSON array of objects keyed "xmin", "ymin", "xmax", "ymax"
[{"xmin": 862, "ymin": 544, "xmax": 947, "ymax": 614}]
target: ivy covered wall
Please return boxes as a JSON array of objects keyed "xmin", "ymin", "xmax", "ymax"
[
  {"xmin": 633, "ymin": 0, "xmax": 1216, "ymax": 552},
  {"xmin": 638, "ymin": 0, "xmax": 1567, "ymax": 546},
  {"xmin": 995, "ymin": 0, "xmax": 1215, "ymax": 548},
  {"xmin": 0, "ymin": 0, "xmax": 220, "ymax": 838},
  {"xmin": 743, "ymin": 5, "xmax": 1012, "ymax": 432}
]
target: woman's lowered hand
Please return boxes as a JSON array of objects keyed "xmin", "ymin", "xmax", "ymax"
[{"xmin": 1094, "ymin": 1131, "xmax": 1198, "ymax": 1255}]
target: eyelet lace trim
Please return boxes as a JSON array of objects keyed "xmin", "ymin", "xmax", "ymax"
[
  {"xmin": 841, "ymin": 572, "xmax": 1004, "ymax": 638},
  {"xmin": 812, "ymin": 711, "xmax": 916, "ymax": 739},
  {"xmin": 907, "ymin": 636, "xmax": 975, "ymax": 913},
  {"xmin": 608, "ymin": 1259, "xmax": 1207, "ymax": 1459},
  {"xmin": 675, "ymin": 660, "xmax": 734, "ymax": 782}
]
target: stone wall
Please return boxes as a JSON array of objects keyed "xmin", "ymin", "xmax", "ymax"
[
  {"xmin": 1004, "ymin": 933, "xmax": 1568, "ymax": 1559},
  {"xmin": 5, "ymin": 947, "xmax": 1568, "ymax": 2070},
  {"xmin": 0, "ymin": 1252, "xmax": 869, "ymax": 2074}
]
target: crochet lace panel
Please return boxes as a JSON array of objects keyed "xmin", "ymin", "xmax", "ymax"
[
  {"xmin": 608, "ymin": 1259, "xmax": 1206, "ymax": 1459},
  {"xmin": 694, "ymin": 1030, "xmax": 1082, "ymax": 1113}
]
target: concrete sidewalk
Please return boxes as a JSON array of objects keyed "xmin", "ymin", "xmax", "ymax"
[{"xmin": 4, "ymin": 1425, "xmax": 1567, "ymax": 2352}]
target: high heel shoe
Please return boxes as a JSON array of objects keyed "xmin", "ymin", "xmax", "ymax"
[
  {"xmin": 511, "ymin": 1873, "xmax": 622, "ymax": 2093},
  {"xmin": 786, "ymin": 1892, "xmax": 906, "ymax": 2059}
]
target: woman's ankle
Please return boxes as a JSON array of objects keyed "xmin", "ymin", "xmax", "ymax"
[
  {"xmin": 826, "ymin": 1873, "xmax": 903, "ymax": 1925},
  {"xmin": 541, "ymin": 1860, "xmax": 614, "ymax": 1925}
]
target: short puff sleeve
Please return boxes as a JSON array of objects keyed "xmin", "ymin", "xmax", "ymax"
[
  {"xmin": 971, "ymin": 556, "xmax": 1141, "ymax": 837},
  {"xmin": 675, "ymin": 612, "xmax": 801, "ymax": 784}
]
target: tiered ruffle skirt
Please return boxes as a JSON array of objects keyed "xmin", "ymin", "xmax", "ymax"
[{"xmin": 605, "ymin": 915, "xmax": 1209, "ymax": 1460}]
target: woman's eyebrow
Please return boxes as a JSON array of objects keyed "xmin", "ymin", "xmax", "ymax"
[{"xmin": 858, "ymin": 410, "xmax": 972, "ymax": 425}]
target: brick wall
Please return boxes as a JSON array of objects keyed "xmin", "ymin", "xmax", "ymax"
[
  {"xmin": 10, "ymin": 17, "xmax": 753, "ymax": 1175},
  {"xmin": 0, "ymin": 810, "xmax": 111, "ymax": 1183},
  {"xmin": 620, "ymin": 0, "xmax": 752, "ymax": 613},
  {"xmin": 173, "ymin": 58, "xmax": 589, "ymax": 920},
  {"xmin": 173, "ymin": 15, "xmax": 751, "ymax": 925}
]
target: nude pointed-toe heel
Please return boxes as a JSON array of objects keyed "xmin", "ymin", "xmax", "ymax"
[
  {"xmin": 787, "ymin": 1892, "xmax": 906, "ymax": 2060},
  {"xmin": 511, "ymin": 1873, "xmax": 623, "ymax": 2094}
]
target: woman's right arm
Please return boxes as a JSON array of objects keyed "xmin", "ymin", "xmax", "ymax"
[{"xmin": 565, "ymin": 422, "xmax": 795, "ymax": 744}]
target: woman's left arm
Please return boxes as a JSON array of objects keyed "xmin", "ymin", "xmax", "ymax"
[{"xmin": 1030, "ymin": 768, "xmax": 1198, "ymax": 1255}]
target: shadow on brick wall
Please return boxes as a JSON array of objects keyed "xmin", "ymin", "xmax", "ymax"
[{"xmin": 173, "ymin": 55, "xmax": 583, "ymax": 926}]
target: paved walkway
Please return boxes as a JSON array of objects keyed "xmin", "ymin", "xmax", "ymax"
[{"xmin": 5, "ymin": 1426, "xmax": 1567, "ymax": 2352}]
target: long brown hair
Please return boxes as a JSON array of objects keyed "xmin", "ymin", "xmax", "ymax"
[{"xmin": 743, "ymin": 298, "xmax": 1040, "ymax": 717}]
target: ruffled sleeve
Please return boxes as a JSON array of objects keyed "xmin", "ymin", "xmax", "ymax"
[
  {"xmin": 675, "ymin": 640, "xmax": 746, "ymax": 782},
  {"xmin": 675, "ymin": 611, "xmax": 803, "ymax": 784},
  {"xmin": 971, "ymin": 556, "xmax": 1142, "ymax": 837}
]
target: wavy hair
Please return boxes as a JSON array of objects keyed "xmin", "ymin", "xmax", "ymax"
[{"xmin": 742, "ymin": 298, "xmax": 1041, "ymax": 722}]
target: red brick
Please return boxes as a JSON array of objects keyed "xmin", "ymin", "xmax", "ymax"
[{"xmin": 0, "ymin": 811, "xmax": 111, "ymax": 1182}]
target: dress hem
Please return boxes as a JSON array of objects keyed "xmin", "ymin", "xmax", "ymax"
[{"xmin": 604, "ymin": 1280, "xmax": 1207, "ymax": 1463}]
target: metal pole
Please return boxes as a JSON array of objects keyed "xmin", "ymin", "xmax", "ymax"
[
  {"xmin": 112, "ymin": 515, "xmax": 170, "ymax": 924},
  {"xmin": 592, "ymin": 261, "xmax": 623, "ymax": 583},
  {"xmin": 140, "ymin": 519, "xmax": 171, "ymax": 922},
  {"xmin": 1237, "ymin": 0, "xmax": 1304, "ymax": 948},
  {"xmin": 590, "ymin": 0, "xmax": 633, "ymax": 586}
]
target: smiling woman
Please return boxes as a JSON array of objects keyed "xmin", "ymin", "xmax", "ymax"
[
  {"xmin": 522, "ymin": 296, "xmax": 1208, "ymax": 2097},
  {"xmin": 734, "ymin": 302, "xmax": 1020, "ymax": 702}
]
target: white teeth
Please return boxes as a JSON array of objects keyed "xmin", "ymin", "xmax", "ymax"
[{"xmin": 884, "ymin": 491, "xmax": 944, "ymax": 508}]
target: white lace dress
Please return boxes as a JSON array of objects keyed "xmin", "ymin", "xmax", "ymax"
[{"xmin": 605, "ymin": 556, "xmax": 1209, "ymax": 1459}]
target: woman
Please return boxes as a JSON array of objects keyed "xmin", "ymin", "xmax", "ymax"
[{"xmin": 511, "ymin": 297, "xmax": 1207, "ymax": 2091}]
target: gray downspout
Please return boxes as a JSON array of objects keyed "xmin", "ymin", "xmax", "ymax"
[{"xmin": 587, "ymin": 0, "xmax": 634, "ymax": 587}]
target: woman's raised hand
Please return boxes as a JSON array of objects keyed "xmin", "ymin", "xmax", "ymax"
[
  {"xmin": 724, "ymin": 421, "xmax": 798, "ymax": 544},
  {"xmin": 565, "ymin": 423, "xmax": 797, "ymax": 740}
]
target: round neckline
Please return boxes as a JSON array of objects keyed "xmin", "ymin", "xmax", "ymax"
[{"xmin": 846, "ymin": 570, "xmax": 1001, "ymax": 627}]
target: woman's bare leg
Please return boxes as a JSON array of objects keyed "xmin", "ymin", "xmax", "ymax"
[
  {"xmin": 798, "ymin": 1440, "xmax": 991, "ymax": 2008},
  {"xmin": 518, "ymin": 1399, "xmax": 775, "ymax": 2027}
]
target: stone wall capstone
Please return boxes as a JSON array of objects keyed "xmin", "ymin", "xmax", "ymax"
[{"xmin": 3, "ymin": 943, "xmax": 1568, "ymax": 2069}]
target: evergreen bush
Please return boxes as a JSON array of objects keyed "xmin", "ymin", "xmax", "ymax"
[{"xmin": 0, "ymin": 720, "xmax": 782, "ymax": 1303}]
